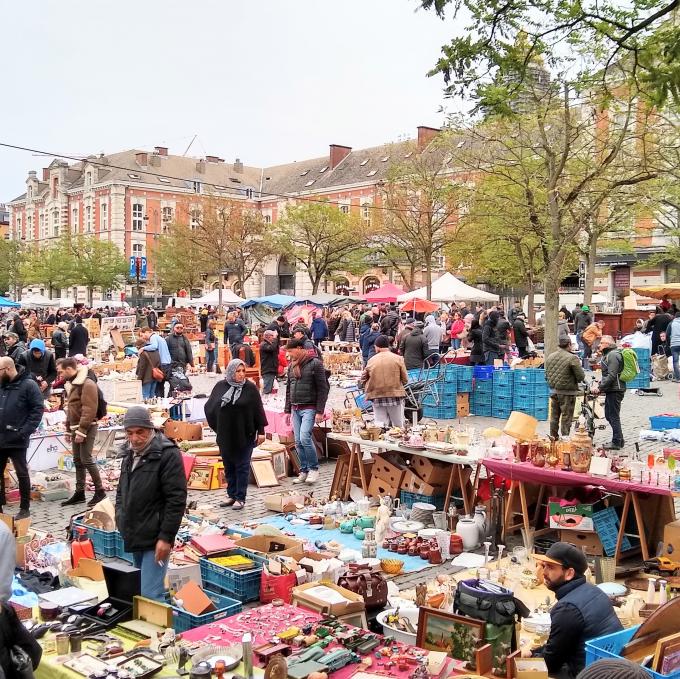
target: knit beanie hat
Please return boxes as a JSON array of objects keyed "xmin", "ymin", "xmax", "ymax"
[
  {"xmin": 576, "ymin": 659, "xmax": 650, "ymax": 679},
  {"xmin": 122, "ymin": 406, "xmax": 155, "ymax": 430}
]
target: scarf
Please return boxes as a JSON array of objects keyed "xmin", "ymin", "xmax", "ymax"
[{"xmin": 221, "ymin": 358, "xmax": 246, "ymax": 406}]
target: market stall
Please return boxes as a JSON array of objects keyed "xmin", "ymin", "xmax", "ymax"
[{"xmin": 398, "ymin": 272, "xmax": 499, "ymax": 304}]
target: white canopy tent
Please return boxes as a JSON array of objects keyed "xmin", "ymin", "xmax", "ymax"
[
  {"xmin": 191, "ymin": 288, "xmax": 245, "ymax": 306},
  {"xmin": 398, "ymin": 272, "xmax": 499, "ymax": 303},
  {"xmin": 526, "ymin": 292, "xmax": 609, "ymax": 309},
  {"xmin": 20, "ymin": 293, "xmax": 55, "ymax": 307}
]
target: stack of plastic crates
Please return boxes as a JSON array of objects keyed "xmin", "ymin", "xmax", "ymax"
[
  {"xmin": 492, "ymin": 369, "xmax": 514, "ymax": 419},
  {"xmin": 199, "ymin": 548, "xmax": 266, "ymax": 603},
  {"xmin": 170, "ymin": 590, "xmax": 241, "ymax": 632},
  {"xmin": 456, "ymin": 365, "xmax": 473, "ymax": 392},
  {"xmin": 471, "ymin": 365, "xmax": 494, "ymax": 416},
  {"xmin": 423, "ymin": 367, "xmax": 456, "ymax": 419},
  {"xmin": 71, "ymin": 520, "xmax": 119, "ymax": 557},
  {"xmin": 628, "ymin": 347, "xmax": 651, "ymax": 389},
  {"xmin": 512, "ymin": 369, "xmax": 549, "ymax": 421}
]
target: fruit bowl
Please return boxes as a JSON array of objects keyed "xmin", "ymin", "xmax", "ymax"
[{"xmin": 380, "ymin": 558, "xmax": 404, "ymax": 575}]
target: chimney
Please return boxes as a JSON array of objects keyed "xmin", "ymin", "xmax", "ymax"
[
  {"xmin": 233, "ymin": 158, "xmax": 243, "ymax": 173},
  {"xmin": 196, "ymin": 160, "xmax": 206, "ymax": 174},
  {"xmin": 329, "ymin": 144, "xmax": 352, "ymax": 169},
  {"xmin": 205, "ymin": 155, "xmax": 224, "ymax": 163},
  {"xmin": 149, "ymin": 154, "xmax": 161, "ymax": 167},
  {"xmin": 135, "ymin": 152, "xmax": 148, "ymax": 166},
  {"xmin": 28, "ymin": 170, "xmax": 37, "ymax": 179},
  {"xmin": 42, "ymin": 168, "xmax": 49, "ymax": 181},
  {"xmin": 417, "ymin": 125, "xmax": 441, "ymax": 150},
  {"xmin": 154, "ymin": 146, "xmax": 168, "ymax": 157}
]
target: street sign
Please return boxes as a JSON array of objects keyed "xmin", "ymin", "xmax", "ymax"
[
  {"xmin": 129, "ymin": 256, "xmax": 147, "ymax": 280},
  {"xmin": 578, "ymin": 261, "xmax": 586, "ymax": 289}
]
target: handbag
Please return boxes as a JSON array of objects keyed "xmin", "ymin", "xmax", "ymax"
[
  {"xmin": 260, "ymin": 566, "xmax": 297, "ymax": 604},
  {"xmin": 151, "ymin": 367, "xmax": 164, "ymax": 381},
  {"xmin": 337, "ymin": 563, "xmax": 387, "ymax": 610},
  {"xmin": 454, "ymin": 578, "xmax": 529, "ymax": 627},
  {"xmin": 9, "ymin": 645, "xmax": 35, "ymax": 679}
]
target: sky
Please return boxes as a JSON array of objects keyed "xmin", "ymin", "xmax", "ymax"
[{"xmin": 0, "ymin": 0, "xmax": 461, "ymax": 202}]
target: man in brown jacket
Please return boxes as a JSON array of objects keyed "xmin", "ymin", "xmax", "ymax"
[
  {"xmin": 581, "ymin": 320, "xmax": 604, "ymax": 370},
  {"xmin": 57, "ymin": 358, "xmax": 106, "ymax": 507},
  {"xmin": 361, "ymin": 335, "xmax": 408, "ymax": 428}
]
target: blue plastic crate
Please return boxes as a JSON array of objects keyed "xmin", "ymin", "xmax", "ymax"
[
  {"xmin": 492, "ymin": 408, "xmax": 512, "ymax": 420},
  {"xmin": 533, "ymin": 407, "xmax": 548, "ymax": 421},
  {"xmin": 443, "ymin": 381, "xmax": 458, "ymax": 397},
  {"xmin": 492, "ymin": 393, "xmax": 513, "ymax": 408},
  {"xmin": 513, "ymin": 392, "xmax": 549, "ymax": 409},
  {"xmin": 627, "ymin": 374, "xmax": 651, "ymax": 389},
  {"xmin": 471, "ymin": 402, "xmax": 492, "ymax": 417},
  {"xmin": 199, "ymin": 549, "xmax": 266, "ymax": 603},
  {"xmin": 473, "ymin": 378, "xmax": 493, "ymax": 393},
  {"xmin": 114, "ymin": 533, "xmax": 134, "ymax": 563},
  {"xmin": 633, "ymin": 347, "xmax": 651, "ymax": 361},
  {"xmin": 592, "ymin": 506, "xmax": 632, "ymax": 556},
  {"xmin": 399, "ymin": 490, "xmax": 446, "ymax": 510},
  {"xmin": 444, "ymin": 364, "xmax": 458, "ymax": 383},
  {"xmin": 586, "ymin": 625, "xmax": 680, "ymax": 678},
  {"xmin": 72, "ymin": 520, "xmax": 118, "ymax": 557},
  {"xmin": 513, "ymin": 369, "xmax": 547, "ymax": 386},
  {"xmin": 513, "ymin": 381, "xmax": 550, "ymax": 398},
  {"xmin": 423, "ymin": 404, "xmax": 457, "ymax": 420},
  {"xmin": 170, "ymin": 589, "xmax": 242, "ymax": 632},
  {"xmin": 456, "ymin": 365, "xmax": 474, "ymax": 382},
  {"xmin": 457, "ymin": 379, "xmax": 473, "ymax": 393},
  {"xmin": 492, "ymin": 370, "xmax": 513, "ymax": 386},
  {"xmin": 471, "ymin": 390, "xmax": 492, "ymax": 406},
  {"xmin": 493, "ymin": 383, "xmax": 514, "ymax": 398},
  {"xmin": 650, "ymin": 415, "xmax": 680, "ymax": 430}
]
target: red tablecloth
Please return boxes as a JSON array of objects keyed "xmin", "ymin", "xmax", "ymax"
[
  {"xmin": 442, "ymin": 355, "xmax": 470, "ymax": 364},
  {"xmin": 483, "ymin": 457, "xmax": 676, "ymax": 497}
]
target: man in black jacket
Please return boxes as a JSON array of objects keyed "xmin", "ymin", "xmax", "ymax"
[
  {"xmin": 8, "ymin": 314, "xmax": 27, "ymax": 343},
  {"xmin": 380, "ymin": 306, "xmax": 400, "ymax": 338},
  {"xmin": 68, "ymin": 317, "xmax": 90, "ymax": 356},
  {"xmin": 284, "ymin": 338, "xmax": 329, "ymax": 485},
  {"xmin": 592, "ymin": 336, "xmax": 626, "ymax": 450},
  {"xmin": 115, "ymin": 407, "xmax": 187, "ymax": 601},
  {"xmin": 529, "ymin": 542, "xmax": 622, "ymax": 677},
  {"xmin": 512, "ymin": 313, "xmax": 530, "ymax": 358},
  {"xmin": 17, "ymin": 339, "xmax": 57, "ymax": 397},
  {"xmin": 165, "ymin": 323, "xmax": 194, "ymax": 370},
  {"xmin": 259, "ymin": 330, "xmax": 279, "ymax": 394},
  {"xmin": 0, "ymin": 358, "xmax": 45, "ymax": 519},
  {"xmin": 4, "ymin": 333, "xmax": 26, "ymax": 364}
]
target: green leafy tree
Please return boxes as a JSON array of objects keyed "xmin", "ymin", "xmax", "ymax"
[
  {"xmin": 421, "ymin": 0, "xmax": 680, "ymax": 107},
  {"xmin": 67, "ymin": 235, "xmax": 128, "ymax": 306},
  {"xmin": 155, "ymin": 223, "xmax": 209, "ymax": 294},
  {"xmin": 276, "ymin": 202, "xmax": 366, "ymax": 294},
  {"xmin": 22, "ymin": 236, "xmax": 78, "ymax": 299},
  {"xmin": 0, "ymin": 240, "xmax": 27, "ymax": 299}
]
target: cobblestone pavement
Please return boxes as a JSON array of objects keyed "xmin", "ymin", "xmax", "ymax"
[{"xmin": 16, "ymin": 375, "xmax": 679, "ymax": 590}]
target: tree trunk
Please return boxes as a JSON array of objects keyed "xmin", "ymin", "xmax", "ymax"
[
  {"xmin": 543, "ymin": 273, "xmax": 560, "ymax": 356},
  {"xmin": 425, "ymin": 255, "xmax": 433, "ymax": 300},
  {"xmin": 583, "ymin": 232, "xmax": 597, "ymax": 305},
  {"xmin": 311, "ymin": 274, "xmax": 321, "ymax": 294},
  {"xmin": 527, "ymin": 280, "xmax": 536, "ymax": 326},
  {"xmin": 87, "ymin": 286, "xmax": 94, "ymax": 307}
]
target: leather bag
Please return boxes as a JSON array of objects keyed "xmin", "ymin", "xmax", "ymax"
[
  {"xmin": 454, "ymin": 578, "xmax": 530, "ymax": 626},
  {"xmin": 151, "ymin": 367, "xmax": 165, "ymax": 381},
  {"xmin": 337, "ymin": 563, "xmax": 387, "ymax": 610}
]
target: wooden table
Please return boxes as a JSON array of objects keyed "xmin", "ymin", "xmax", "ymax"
[
  {"xmin": 483, "ymin": 458, "xmax": 678, "ymax": 564},
  {"xmin": 328, "ymin": 432, "xmax": 480, "ymax": 513}
]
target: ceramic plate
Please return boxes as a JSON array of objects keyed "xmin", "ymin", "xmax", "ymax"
[
  {"xmin": 597, "ymin": 582, "xmax": 628, "ymax": 597},
  {"xmin": 412, "ymin": 502, "xmax": 436, "ymax": 512},
  {"xmin": 391, "ymin": 519, "xmax": 425, "ymax": 533}
]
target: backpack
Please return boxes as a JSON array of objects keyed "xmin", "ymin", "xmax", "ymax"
[
  {"xmin": 95, "ymin": 386, "xmax": 108, "ymax": 420},
  {"xmin": 619, "ymin": 347, "xmax": 640, "ymax": 382}
]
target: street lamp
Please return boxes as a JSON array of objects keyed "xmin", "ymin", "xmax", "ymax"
[{"xmin": 143, "ymin": 210, "xmax": 160, "ymax": 308}]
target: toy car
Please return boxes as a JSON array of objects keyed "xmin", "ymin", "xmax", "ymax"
[{"xmin": 642, "ymin": 556, "xmax": 680, "ymax": 576}]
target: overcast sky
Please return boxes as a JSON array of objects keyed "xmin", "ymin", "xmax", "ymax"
[{"xmin": 1, "ymin": 0, "xmax": 461, "ymax": 202}]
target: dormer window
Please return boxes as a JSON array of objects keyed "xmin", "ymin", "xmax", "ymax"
[
  {"xmin": 27, "ymin": 186, "xmax": 33, "ymax": 199},
  {"xmin": 86, "ymin": 171, "xmax": 92, "ymax": 186}
]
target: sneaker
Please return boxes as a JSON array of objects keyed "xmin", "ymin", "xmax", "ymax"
[
  {"xmin": 61, "ymin": 491, "xmax": 86, "ymax": 507},
  {"xmin": 87, "ymin": 489, "xmax": 107, "ymax": 507},
  {"xmin": 232, "ymin": 501, "xmax": 245, "ymax": 510},
  {"xmin": 293, "ymin": 472, "xmax": 308, "ymax": 484},
  {"xmin": 305, "ymin": 470, "xmax": 320, "ymax": 484},
  {"xmin": 15, "ymin": 509, "xmax": 30, "ymax": 520},
  {"xmin": 219, "ymin": 498, "xmax": 236, "ymax": 508}
]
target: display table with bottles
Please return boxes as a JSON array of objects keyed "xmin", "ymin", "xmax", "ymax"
[{"xmin": 483, "ymin": 457, "xmax": 678, "ymax": 563}]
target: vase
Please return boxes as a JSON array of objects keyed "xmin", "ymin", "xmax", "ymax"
[{"xmin": 457, "ymin": 517, "xmax": 479, "ymax": 550}]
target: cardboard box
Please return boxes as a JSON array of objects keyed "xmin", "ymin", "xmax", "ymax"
[
  {"xmin": 514, "ymin": 657, "xmax": 549, "ymax": 679},
  {"xmin": 367, "ymin": 475, "xmax": 399, "ymax": 499},
  {"xmin": 456, "ymin": 393, "xmax": 470, "ymax": 417},
  {"xmin": 264, "ymin": 492, "xmax": 306, "ymax": 513},
  {"xmin": 549, "ymin": 501, "xmax": 595, "ymax": 531},
  {"xmin": 165, "ymin": 563, "xmax": 201, "ymax": 592},
  {"xmin": 164, "ymin": 420, "xmax": 202, "ymax": 442},
  {"xmin": 291, "ymin": 582, "xmax": 365, "ymax": 616},
  {"xmin": 235, "ymin": 535, "xmax": 304, "ymax": 559},
  {"xmin": 663, "ymin": 519, "xmax": 680, "ymax": 557},
  {"xmin": 409, "ymin": 455, "xmax": 451, "ymax": 486},
  {"xmin": 559, "ymin": 530, "xmax": 603, "ymax": 556},
  {"xmin": 400, "ymin": 469, "xmax": 445, "ymax": 496},
  {"xmin": 175, "ymin": 581, "xmax": 216, "ymax": 616},
  {"xmin": 371, "ymin": 454, "xmax": 407, "ymax": 488}
]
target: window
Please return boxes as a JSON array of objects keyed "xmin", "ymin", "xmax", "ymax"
[
  {"xmin": 100, "ymin": 202, "xmax": 108, "ymax": 231},
  {"xmin": 85, "ymin": 206, "xmax": 92, "ymax": 232},
  {"xmin": 300, "ymin": 170, "xmax": 309, "ymax": 176},
  {"xmin": 85, "ymin": 171, "xmax": 92, "ymax": 186},
  {"xmin": 264, "ymin": 214, "xmax": 272, "ymax": 224},
  {"xmin": 71, "ymin": 207, "xmax": 78, "ymax": 231},
  {"xmin": 340, "ymin": 204, "xmax": 350, "ymax": 215},
  {"xmin": 192, "ymin": 180, "xmax": 202, "ymax": 193},
  {"xmin": 162, "ymin": 206, "xmax": 174, "ymax": 223},
  {"xmin": 128, "ymin": 173, "xmax": 141, "ymax": 180},
  {"xmin": 158, "ymin": 177, "xmax": 171, "ymax": 184},
  {"xmin": 245, "ymin": 188, "xmax": 254, "ymax": 199},
  {"xmin": 361, "ymin": 202, "xmax": 372, "ymax": 227},
  {"xmin": 360, "ymin": 159, "xmax": 369, "ymax": 166},
  {"xmin": 132, "ymin": 203, "xmax": 144, "ymax": 231},
  {"xmin": 304, "ymin": 180, "xmax": 315, "ymax": 187},
  {"xmin": 39, "ymin": 213, "xmax": 45, "ymax": 238},
  {"xmin": 367, "ymin": 170, "xmax": 377, "ymax": 177},
  {"xmin": 52, "ymin": 209, "xmax": 60, "ymax": 237},
  {"xmin": 319, "ymin": 166, "xmax": 328, "ymax": 173},
  {"xmin": 132, "ymin": 243, "xmax": 144, "ymax": 257},
  {"xmin": 26, "ymin": 215, "xmax": 32, "ymax": 238},
  {"xmin": 16, "ymin": 216, "xmax": 22, "ymax": 239},
  {"xmin": 190, "ymin": 208, "xmax": 201, "ymax": 230},
  {"xmin": 27, "ymin": 186, "xmax": 33, "ymax": 199}
]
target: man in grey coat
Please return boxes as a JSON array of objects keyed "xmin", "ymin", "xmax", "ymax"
[{"xmin": 592, "ymin": 336, "xmax": 625, "ymax": 450}]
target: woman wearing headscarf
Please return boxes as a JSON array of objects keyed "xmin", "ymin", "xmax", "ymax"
[{"xmin": 204, "ymin": 359, "xmax": 268, "ymax": 510}]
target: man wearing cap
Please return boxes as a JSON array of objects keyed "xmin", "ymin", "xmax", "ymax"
[
  {"xmin": 512, "ymin": 312, "xmax": 531, "ymax": 358},
  {"xmin": 116, "ymin": 406, "xmax": 187, "ymax": 601},
  {"xmin": 591, "ymin": 335, "xmax": 626, "ymax": 450},
  {"xmin": 529, "ymin": 542, "xmax": 622, "ymax": 677},
  {"xmin": 17, "ymin": 339, "xmax": 57, "ymax": 397},
  {"xmin": 545, "ymin": 337, "xmax": 585, "ymax": 438},
  {"xmin": 360, "ymin": 336, "xmax": 408, "ymax": 428}
]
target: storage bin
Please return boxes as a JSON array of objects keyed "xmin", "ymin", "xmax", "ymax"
[
  {"xmin": 471, "ymin": 402, "xmax": 492, "ymax": 417},
  {"xmin": 399, "ymin": 490, "xmax": 446, "ymax": 510},
  {"xmin": 72, "ymin": 520, "xmax": 118, "ymax": 557},
  {"xmin": 199, "ymin": 549, "xmax": 266, "ymax": 602},
  {"xmin": 493, "ymin": 370, "xmax": 514, "ymax": 387},
  {"xmin": 513, "ymin": 369, "xmax": 547, "ymax": 386},
  {"xmin": 473, "ymin": 365, "xmax": 495, "ymax": 380},
  {"xmin": 170, "ymin": 589, "xmax": 242, "ymax": 632},
  {"xmin": 650, "ymin": 415, "xmax": 680, "ymax": 430},
  {"xmin": 423, "ymin": 404, "xmax": 457, "ymax": 420}
]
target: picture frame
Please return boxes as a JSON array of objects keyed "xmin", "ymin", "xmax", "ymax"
[
  {"xmin": 653, "ymin": 631, "xmax": 680, "ymax": 674},
  {"xmin": 416, "ymin": 607, "xmax": 486, "ymax": 670},
  {"xmin": 271, "ymin": 449, "xmax": 288, "ymax": 480},
  {"xmin": 251, "ymin": 460, "xmax": 280, "ymax": 488}
]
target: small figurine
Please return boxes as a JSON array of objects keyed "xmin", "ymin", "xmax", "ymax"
[
  {"xmin": 374, "ymin": 496, "xmax": 392, "ymax": 544},
  {"xmin": 415, "ymin": 583, "xmax": 427, "ymax": 608}
]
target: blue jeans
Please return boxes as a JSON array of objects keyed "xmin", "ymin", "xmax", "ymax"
[
  {"xmin": 142, "ymin": 382, "xmax": 155, "ymax": 399},
  {"xmin": 221, "ymin": 443, "xmax": 254, "ymax": 502},
  {"xmin": 262, "ymin": 372, "xmax": 276, "ymax": 394},
  {"xmin": 132, "ymin": 550, "xmax": 168, "ymax": 601},
  {"xmin": 206, "ymin": 347, "xmax": 217, "ymax": 372},
  {"xmin": 452, "ymin": 338, "xmax": 461, "ymax": 350},
  {"xmin": 292, "ymin": 408, "xmax": 318, "ymax": 473},
  {"xmin": 672, "ymin": 346, "xmax": 680, "ymax": 380}
]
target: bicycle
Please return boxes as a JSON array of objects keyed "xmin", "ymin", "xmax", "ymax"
[{"xmin": 579, "ymin": 378, "xmax": 607, "ymax": 439}]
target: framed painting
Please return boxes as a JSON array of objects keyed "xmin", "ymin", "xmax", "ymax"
[{"xmin": 416, "ymin": 607, "xmax": 485, "ymax": 672}]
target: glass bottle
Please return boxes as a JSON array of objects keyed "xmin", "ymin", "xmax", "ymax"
[{"xmin": 362, "ymin": 528, "xmax": 377, "ymax": 559}]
